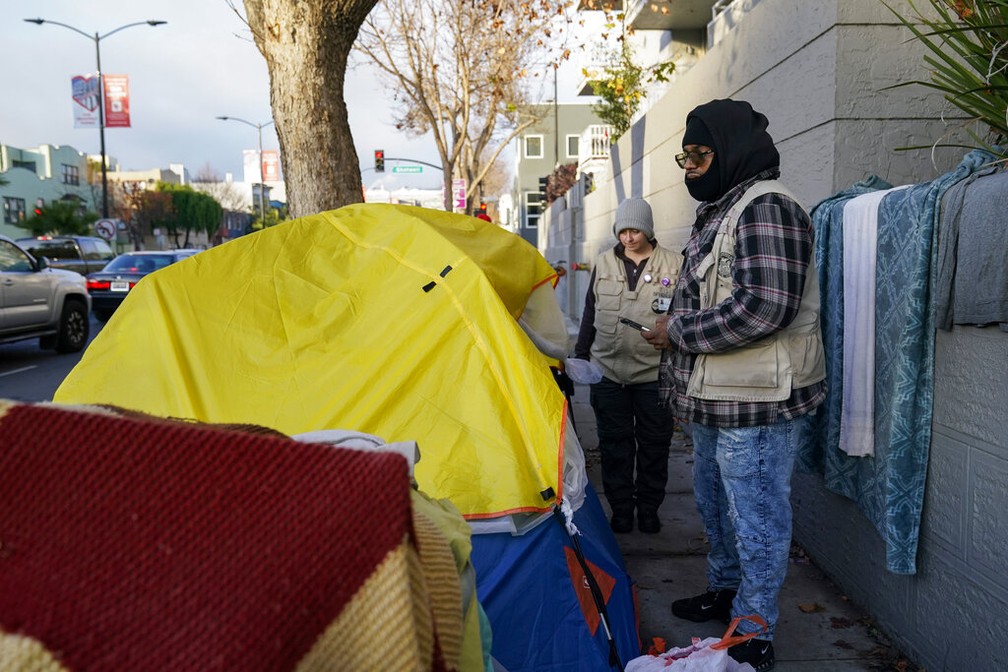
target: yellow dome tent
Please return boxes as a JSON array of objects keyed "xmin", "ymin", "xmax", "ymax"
[{"xmin": 55, "ymin": 204, "xmax": 567, "ymax": 519}]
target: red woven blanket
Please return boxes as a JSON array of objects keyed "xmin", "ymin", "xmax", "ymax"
[{"xmin": 0, "ymin": 401, "xmax": 447, "ymax": 670}]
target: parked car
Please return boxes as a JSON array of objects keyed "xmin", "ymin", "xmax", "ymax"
[
  {"xmin": 86, "ymin": 250, "xmax": 200, "ymax": 321},
  {"xmin": 16, "ymin": 235, "xmax": 116, "ymax": 276},
  {"xmin": 0, "ymin": 235, "xmax": 91, "ymax": 353}
]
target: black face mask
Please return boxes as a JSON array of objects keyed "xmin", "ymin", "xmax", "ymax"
[{"xmin": 685, "ymin": 154, "xmax": 722, "ymax": 202}]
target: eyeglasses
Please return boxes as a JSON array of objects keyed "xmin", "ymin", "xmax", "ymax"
[{"xmin": 675, "ymin": 149, "xmax": 714, "ymax": 169}]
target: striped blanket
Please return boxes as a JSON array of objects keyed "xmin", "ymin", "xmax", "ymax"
[{"xmin": 0, "ymin": 400, "xmax": 465, "ymax": 671}]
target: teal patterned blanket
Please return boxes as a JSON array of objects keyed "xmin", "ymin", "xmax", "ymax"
[{"xmin": 801, "ymin": 150, "xmax": 996, "ymax": 574}]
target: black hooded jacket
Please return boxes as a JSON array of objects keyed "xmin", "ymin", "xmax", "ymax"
[
  {"xmin": 660, "ymin": 99, "xmax": 826, "ymax": 426},
  {"xmin": 684, "ymin": 99, "xmax": 780, "ymax": 202}
]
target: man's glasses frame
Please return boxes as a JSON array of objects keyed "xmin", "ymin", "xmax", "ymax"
[{"xmin": 675, "ymin": 149, "xmax": 714, "ymax": 169}]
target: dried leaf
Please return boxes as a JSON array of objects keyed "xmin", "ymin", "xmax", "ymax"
[{"xmin": 798, "ymin": 602, "xmax": 825, "ymax": 613}]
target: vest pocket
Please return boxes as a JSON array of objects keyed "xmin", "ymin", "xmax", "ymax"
[
  {"xmin": 790, "ymin": 332, "xmax": 826, "ymax": 387},
  {"xmin": 594, "ymin": 280, "xmax": 622, "ymax": 335},
  {"xmin": 687, "ymin": 339, "xmax": 788, "ymax": 401}
]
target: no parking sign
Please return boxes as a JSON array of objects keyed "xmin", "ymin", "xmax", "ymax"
[{"xmin": 94, "ymin": 219, "xmax": 117, "ymax": 241}]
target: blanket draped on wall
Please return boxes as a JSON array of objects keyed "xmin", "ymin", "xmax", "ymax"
[
  {"xmin": 935, "ymin": 161, "xmax": 1008, "ymax": 330},
  {"xmin": 800, "ymin": 149, "xmax": 997, "ymax": 574}
]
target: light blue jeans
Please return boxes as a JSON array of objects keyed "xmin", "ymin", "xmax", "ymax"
[{"xmin": 689, "ymin": 414, "xmax": 814, "ymax": 640}]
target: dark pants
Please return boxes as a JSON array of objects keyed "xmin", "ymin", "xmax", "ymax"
[{"xmin": 590, "ymin": 377, "xmax": 673, "ymax": 517}]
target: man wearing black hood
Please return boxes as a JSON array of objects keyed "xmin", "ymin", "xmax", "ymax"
[{"xmin": 642, "ymin": 99, "xmax": 826, "ymax": 671}]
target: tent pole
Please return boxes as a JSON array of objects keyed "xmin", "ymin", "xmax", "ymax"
[{"xmin": 552, "ymin": 505, "xmax": 626, "ymax": 671}]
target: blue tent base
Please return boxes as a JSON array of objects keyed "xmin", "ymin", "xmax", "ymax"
[{"xmin": 471, "ymin": 484, "xmax": 640, "ymax": 672}]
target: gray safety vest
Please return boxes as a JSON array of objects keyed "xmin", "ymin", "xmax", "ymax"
[
  {"xmin": 686, "ymin": 180, "xmax": 826, "ymax": 402},
  {"xmin": 591, "ymin": 245, "xmax": 682, "ymax": 384}
]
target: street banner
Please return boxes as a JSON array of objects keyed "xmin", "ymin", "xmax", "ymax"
[
  {"xmin": 262, "ymin": 150, "xmax": 280, "ymax": 181},
  {"xmin": 72, "ymin": 74, "xmax": 130, "ymax": 128},
  {"xmin": 243, "ymin": 150, "xmax": 282, "ymax": 183},
  {"xmin": 452, "ymin": 178, "xmax": 466, "ymax": 211},
  {"xmin": 242, "ymin": 150, "xmax": 259, "ymax": 183},
  {"xmin": 103, "ymin": 74, "xmax": 130, "ymax": 128},
  {"xmin": 71, "ymin": 75, "xmax": 100, "ymax": 128}
]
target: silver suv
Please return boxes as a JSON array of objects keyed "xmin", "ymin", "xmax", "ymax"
[{"xmin": 0, "ymin": 235, "xmax": 91, "ymax": 353}]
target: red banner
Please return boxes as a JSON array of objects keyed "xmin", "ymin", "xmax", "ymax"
[
  {"xmin": 103, "ymin": 74, "xmax": 131, "ymax": 128},
  {"xmin": 261, "ymin": 150, "xmax": 280, "ymax": 182}
]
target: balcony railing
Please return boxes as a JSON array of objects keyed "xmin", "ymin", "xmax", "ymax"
[
  {"xmin": 578, "ymin": 125, "xmax": 612, "ymax": 166},
  {"xmin": 575, "ymin": 124, "xmax": 613, "ymax": 193}
]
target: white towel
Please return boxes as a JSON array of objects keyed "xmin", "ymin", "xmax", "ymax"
[{"xmin": 839, "ymin": 186, "xmax": 908, "ymax": 457}]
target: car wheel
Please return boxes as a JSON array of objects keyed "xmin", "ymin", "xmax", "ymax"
[
  {"xmin": 94, "ymin": 309, "xmax": 113, "ymax": 322},
  {"xmin": 56, "ymin": 300, "xmax": 90, "ymax": 353}
]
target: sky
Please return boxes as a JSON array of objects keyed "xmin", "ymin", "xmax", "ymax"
[{"xmin": 2, "ymin": 0, "xmax": 593, "ymax": 194}]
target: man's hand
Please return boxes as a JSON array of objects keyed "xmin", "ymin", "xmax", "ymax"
[{"xmin": 642, "ymin": 316, "xmax": 671, "ymax": 350}]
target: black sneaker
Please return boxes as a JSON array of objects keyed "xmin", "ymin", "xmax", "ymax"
[
  {"xmin": 728, "ymin": 637, "xmax": 774, "ymax": 671},
  {"xmin": 670, "ymin": 589, "xmax": 736, "ymax": 623}
]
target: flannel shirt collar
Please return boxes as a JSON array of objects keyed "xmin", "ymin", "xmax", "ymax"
[{"xmin": 692, "ymin": 167, "xmax": 783, "ymax": 229}]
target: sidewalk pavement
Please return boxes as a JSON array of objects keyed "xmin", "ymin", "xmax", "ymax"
[{"xmin": 567, "ymin": 381, "xmax": 914, "ymax": 671}]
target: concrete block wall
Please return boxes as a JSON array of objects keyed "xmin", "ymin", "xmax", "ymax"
[
  {"xmin": 546, "ymin": 0, "xmax": 1006, "ymax": 669},
  {"xmin": 792, "ymin": 327, "xmax": 1008, "ymax": 670}
]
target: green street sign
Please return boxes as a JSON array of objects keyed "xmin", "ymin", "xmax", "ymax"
[{"xmin": 392, "ymin": 165, "xmax": 423, "ymax": 174}]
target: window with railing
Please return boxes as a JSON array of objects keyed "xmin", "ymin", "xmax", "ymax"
[
  {"xmin": 712, "ymin": 0, "xmax": 733, "ymax": 17},
  {"xmin": 578, "ymin": 125, "xmax": 613, "ymax": 166}
]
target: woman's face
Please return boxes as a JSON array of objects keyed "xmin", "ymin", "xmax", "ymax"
[{"xmin": 619, "ymin": 228, "xmax": 651, "ymax": 254}]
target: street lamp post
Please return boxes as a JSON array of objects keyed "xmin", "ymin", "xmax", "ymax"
[
  {"xmin": 216, "ymin": 116, "xmax": 274, "ymax": 226},
  {"xmin": 24, "ymin": 18, "xmax": 167, "ymax": 219}
]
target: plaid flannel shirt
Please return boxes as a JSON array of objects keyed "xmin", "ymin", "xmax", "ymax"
[{"xmin": 659, "ymin": 170, "xmax": 826, "ymax": 427}]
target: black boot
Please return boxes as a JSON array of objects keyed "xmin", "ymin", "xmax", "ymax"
[
  {"xmin": 609, "ymin": 506, "xmax": 634, "ymax": 534},
  {"xmin": 636, "ymin": 509, "xmax": 661, "ymax": 534}
]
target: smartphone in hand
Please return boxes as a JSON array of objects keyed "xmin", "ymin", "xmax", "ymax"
[{"xmin": 619, "ymin": 317, "xmax": 650, "ymax": 332}]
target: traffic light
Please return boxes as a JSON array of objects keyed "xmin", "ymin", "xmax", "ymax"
[
  {"xmin": 478, "ymin": 201, "xmax": 487, "ymax": 215},
  {"xmin": 374, "ymin": 149, "xmax": 385, "ymax": 173}
]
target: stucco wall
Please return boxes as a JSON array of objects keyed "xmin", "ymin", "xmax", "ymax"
[
  {"xmin": 569, "ymin": 0, "xmax": 967, "ymax": 268},
  {"xmin": 545, "ymin": 0, "xmax": 1006, "ymax": 669},
  {"xmin": 791, "ymin": 327, "xmax": 1008, "ymax": 671}
]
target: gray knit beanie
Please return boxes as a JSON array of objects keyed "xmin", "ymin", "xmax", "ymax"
[{"xmin": 612, "ymin": 197, "xmax": 655, "ymax": 240}]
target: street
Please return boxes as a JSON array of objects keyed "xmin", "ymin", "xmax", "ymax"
[{"xmin": 0, "ymin": 314, "xmax": 103, "ymax": 402}]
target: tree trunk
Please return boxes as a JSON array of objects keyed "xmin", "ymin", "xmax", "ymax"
[{"xmin": 243, "ymin": 0, "xmax": 378, "ymax": 219}]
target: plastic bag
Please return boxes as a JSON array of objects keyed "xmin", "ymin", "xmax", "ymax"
[
  {"xmin": 564, "ymin": 357, "xmax": 603, "ymax": 384},
  {"xmin": 625, "ymin": 615, "xmax": 767, "ymax": 672}
]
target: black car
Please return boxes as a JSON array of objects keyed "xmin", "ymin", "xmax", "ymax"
[
  {"xmin": 86, "ymin": 250, "xmax": 199, "ymax": 321},
  {"xmin": 16, "ymin": 235, "xmax": 116, "ymax": 276}
]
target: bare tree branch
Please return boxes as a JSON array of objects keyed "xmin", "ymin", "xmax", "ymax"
[{"xmin": 355, "ymin": 0, "xmax": 573, "ymax": 213}]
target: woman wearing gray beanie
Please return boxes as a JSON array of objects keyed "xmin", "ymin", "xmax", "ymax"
[{"xmin": 573, "ymin": 197, "xmax": 682, "ymax": 534}]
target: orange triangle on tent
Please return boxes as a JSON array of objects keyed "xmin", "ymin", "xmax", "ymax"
[{"xmin": 564, "ymin": 546, "xmax": 616, "ymax": 635}]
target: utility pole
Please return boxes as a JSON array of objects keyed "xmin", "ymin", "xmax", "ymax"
[{"xmin": 25, "ymin": 18, "xmax": 167, "ymax": 218}]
